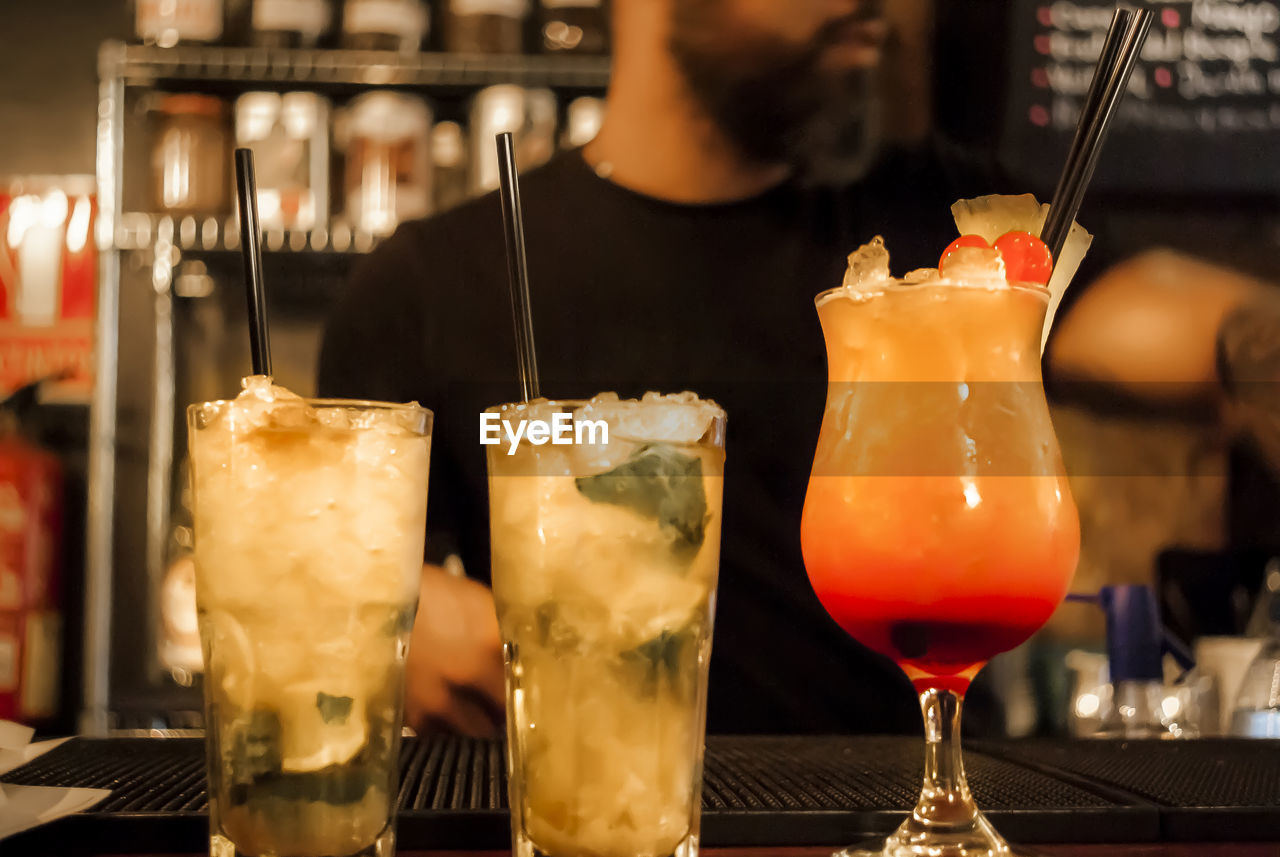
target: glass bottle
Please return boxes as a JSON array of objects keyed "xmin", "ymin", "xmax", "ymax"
[
  {"xmin": 538, "ymin": 0, "xmax": 607, "ymax": 54},
  {"xmin": 249, "ymin": 0, "xmax": 334, "ymax": 48},
  {"xmin": 341, "ymin": 0, "xmax": 430, "ymax": 51},
  {"xmin": 338, "ymin": 92, "xmax": 433, "ymax": 235},
  {"xmin": 135, "ymin": 0, "xmax": 226, "ymax": 47},
  {"xmin": 1231, "ymin": 562, "xmax": 1280, "ymax": 737},
  {"xmin": 151, "ymin": 95, "xmax": 231, "ymax": 215},
  {"xmin": 445, "ymin": 0, "xmax": 528, "ymax": 53}
]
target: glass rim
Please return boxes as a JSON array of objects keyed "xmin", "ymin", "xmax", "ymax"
[
  {"xmin": 484, "ymin": 397, "xmax": 727, "ymax": 420},
  {"xmin": 187, "ymin": 397, "xmax": 432, "ymax": 417},
  {"xmin": 483, "ymin": 397, "xmax": 727, "ymax": 449},
  {"xmin": 815, "ymin": 279, "xmax": 1052, "ymax": 306}
]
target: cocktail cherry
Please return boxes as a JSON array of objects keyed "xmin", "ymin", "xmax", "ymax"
[{"xmin": 939, "ymin": 232, "xmax": 1053, "ymax": 286}]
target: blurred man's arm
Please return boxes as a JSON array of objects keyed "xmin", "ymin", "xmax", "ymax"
[
  {"xmin": 1049, "ymin": 249, "xmax": 1280, "ymax": 471},
  {"xmin": 1049, "ymin": 250, "xmax": 1260, "ymax": 395},
  {"xmin": 405, "ymin": 564, "xmax": 505, "ymax": 737},
  {"xmin": 1218, "ymin": 288, "xmax": 1280, "ymax": 472}
]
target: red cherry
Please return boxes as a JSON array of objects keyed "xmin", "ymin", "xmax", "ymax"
[
  {"xmin": 939, "ymin": 234, "xmax": 990, "ymax": 272},
  {"xmin": 993, "ymin": 231, "xmax": 1054, "ymax": 285}
]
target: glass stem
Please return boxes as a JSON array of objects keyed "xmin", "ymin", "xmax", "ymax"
[{"xmin": 911, "ymin": 687, "xmax": 978, "ymax": 831}]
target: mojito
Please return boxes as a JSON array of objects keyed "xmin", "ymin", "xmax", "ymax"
[
  {"xmin": 189, "ymin": 376, "xmax": 431, "ymax": 857},
  {"xmin": 487, "ymin": 392, "xmax": 726, "ymax": 857}
]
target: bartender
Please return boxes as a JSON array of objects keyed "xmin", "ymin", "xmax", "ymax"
[{"xmin": 319, "ymin": 0, "xmax": 1280, "ymax": 736}]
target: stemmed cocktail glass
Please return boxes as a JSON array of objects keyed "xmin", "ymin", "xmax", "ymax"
[{"xmin": 801, "ymin": 261, "xmax": 1080, "ymax": 857}]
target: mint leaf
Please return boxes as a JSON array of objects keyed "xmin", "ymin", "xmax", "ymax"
[
  {"xmin": 316, "ymin": 693, "xmax": 354, "ymax": 725},
  {"xmin": 620, "ymin": 626, "xmax": 697, "ymax": 700},
  {"xmin": 229, "ymin": 767, "xmax": 377, "ymax": 807},
  {"xmin": 535, "ymin": 602, "xmax": 582, "ymax": 653},
  {"xmin": 575, "ymin": 444, "xmax": 708, "ymax": 551},
  {"xmin": 227, "ymin": 709, "xmax": 282, "ymax": 785},
  {"xmin": 629, "ymin": 629, "xmax": 688, "ymax": 676}
]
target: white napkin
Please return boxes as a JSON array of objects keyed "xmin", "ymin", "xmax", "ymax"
[
  {"xmin": 0, "ymin": 737, "xmax": 73, "ymax": 779},
  {"xmin": 0, "ymin": 783, "xmax": 110, "ymax": 840},
  {"xmin": 0, "ymin": 720, "xmax": 111, "ymax": 842}
]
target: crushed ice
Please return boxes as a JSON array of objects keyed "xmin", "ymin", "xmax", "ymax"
[
  {"xmin": 226, "ymin": 375, "xmax": 313, "ymax": 430},
  {"xmin": 939, "ymin": 245, "xmax": 1007, "ymax": 285},
  {"xmin": 842, "ymin": 237, "xmax": 892, "ymax": 291},
  {"xmin": 576, "ymin": 391, "xmax": 723, "ymax": 445},
  {"xmin": 833, "ymin": 237, "xmax": 1011, "ymax": 298}
]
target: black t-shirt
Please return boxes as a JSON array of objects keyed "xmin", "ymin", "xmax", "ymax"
[{"xmin": 317, "ymin": 146, "xmax": 996, "ymax": 734}]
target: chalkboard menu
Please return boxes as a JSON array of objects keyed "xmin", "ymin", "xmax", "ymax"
[{"xmin": 1001, "ymin": 0, "xmax": 1280, "ymax": 194}]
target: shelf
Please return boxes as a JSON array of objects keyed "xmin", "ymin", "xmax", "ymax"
[
  {"xmin": 114, "ymin": 212, "xmax": 380, "ymax": 257},
  {"xmin": 99, "ymin": 41, "xmax": 612, "ymax": 91}
]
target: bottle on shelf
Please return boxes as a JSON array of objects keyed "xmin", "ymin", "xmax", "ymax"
[
  {"xmin": 134, "ymin": 0, "xmax": 227, "ymax": 47},
  {"xmin": 234, "ymin": 92, "xmax": 331, "ymax": 232},
  {"xmin": 468, "ymin": 85, "xmax": 557, "ymax": 193},
  {"xmin": 431, "ymin": 121, "xmax": 470, "ymax": 214},
  {"xmin": 150, "ymin": 95, "xmax": 231, "ymax": 215},
  {"xmin": 249, "ymin": 0, "xmax": 335, "ymax": 48},
  {"xmin": 340, "ymin": 0, "xmax": 431, "ymax": 52},
  {"xmin": 337, "ymin": 92, "xmax": 433, "ymax": 236},
  {"xmin": 563, "ymin": 95, "xmax": 604, "ymax": 148},
  {"xmin": 537, "ymin": 0, "xmax": 607, "ymax": 54},
  {"xmin": 444, "ymin": 0, "xmax": 529, "ymax": 54}
]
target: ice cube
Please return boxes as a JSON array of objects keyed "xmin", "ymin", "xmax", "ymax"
[
  {"xmin": 939, "ymin": 246, "xmax": 1007, "ymax": 286},
  {"xmin": 579, "ymin": 392, "xmax": 721, "ymax": 445},
  {"xmin": 230, "ymin": 375, "xmax": 313, "ymax": 430},
  {"xmin": 570, "ymin": 414, "xmax": 638, "ymax": 476},
  {"xmin": 903, "ymin": 267, "xmax": 941, "ymax": 285},
  {"xmin": 842, "ymin": 237, "xmax": 892, "ymax": 291}
]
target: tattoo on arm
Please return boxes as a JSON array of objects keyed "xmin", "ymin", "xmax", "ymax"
[{"xmin": 1218, "ymin": 290, "xmax": 1280, "ymax": 473}]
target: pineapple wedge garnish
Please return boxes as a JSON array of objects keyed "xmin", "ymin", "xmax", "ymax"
[{"xmin": 951, "ymin": 194, "xmax": 1092, "ymax": 352}]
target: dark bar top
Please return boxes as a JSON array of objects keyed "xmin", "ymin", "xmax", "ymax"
[
  {"xmin": 406, "ymin": 849, "xmax": 1279, "ymax": 857},
  {"xmin": 5, "ymin": 735, "xmax": 1279, "ymax": 854}
]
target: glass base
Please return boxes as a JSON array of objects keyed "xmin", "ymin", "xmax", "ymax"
[
  {"xmin": 835, "ymin": 812, "xmax": 1039, "ymax": 857},
  {"xmin": 513, "ymin": 828, "xmax": 699, "ymax": 857},
  {"xmin": 210, "ymin": 826, "xmax": 395, "ymax": 857}
]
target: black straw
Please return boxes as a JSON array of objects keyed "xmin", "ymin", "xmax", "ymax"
[
  {"xmin": 495, "ymin": 132, "xmax": 540, "ymax": 401},
  {"xmin": 1047, "ymin": 8, "xmax": 1131, "ymax": 223},
  {"xmin": 1041, "ymin": 7, "xmax": 1153, "ymax": 262},
  {"xmin": 234, "ymin": 148, "xmax": 272, "ymax": 377}
]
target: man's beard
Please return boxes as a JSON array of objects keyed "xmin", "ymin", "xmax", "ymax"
[{"xmin": 669, "ymin": 1, "xmax": 881, "ymax": 177}]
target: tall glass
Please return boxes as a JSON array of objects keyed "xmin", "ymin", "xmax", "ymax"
[
  {"xmin": 188, "ymin": 389, "xmax": 431, "ymax": 857},
  {"xmin": 486, "ymin": 396, "xmax": 726, "ymax": 857},
  {"xmin": 801, "ymin": 280, "xmax": 1079, "ymax": 856}
]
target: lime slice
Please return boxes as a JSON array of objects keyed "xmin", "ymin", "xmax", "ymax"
[
  {"xmin": 277, "ymin": 681, "xmax": 367, "ymax": 773},
  {"xmin": 207, "ymin": 611, "xmax": 256, "ymax": 711},
  {"xmin": 951, "ymin": 193, "xmax": 1093, "ymax": 352}
]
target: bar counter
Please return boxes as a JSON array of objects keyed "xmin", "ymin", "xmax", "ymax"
[
  {"xmin": 6, "ymin": 735, "xmax": 1279, "ymax": 855},
  {"xmin": 69, "ymin": 846, "xmax": 1280, "ymax": 857}
]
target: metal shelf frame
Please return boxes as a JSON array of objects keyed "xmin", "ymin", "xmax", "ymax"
[
  {"xmin": 82, "ymin": 40, "xmax": 610, "ymax": 735},
  {"xmin": 100, "ymin": 41, "xmax": 612, "ymax": 90},
  {"xmin": 113, "ymin": 212, "xmax": 375, "ymax": 256}
]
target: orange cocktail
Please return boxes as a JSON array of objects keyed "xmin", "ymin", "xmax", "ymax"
[
  {"xmin": 802, "ymin": 280, "xmax": 1079, "ymax": 695},
  {"xmin": 800, "ymin": 216, "xmax": 1083, "ymax": 857}
]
